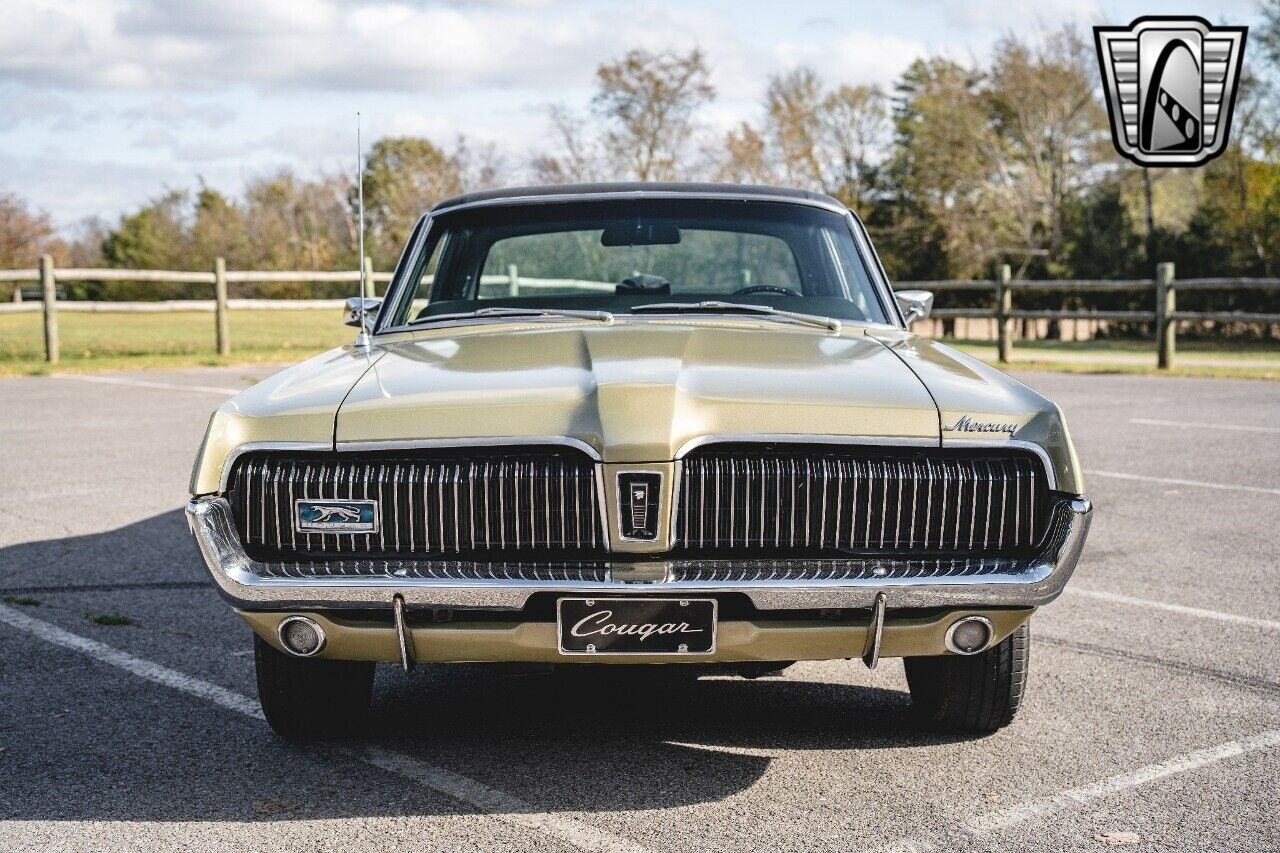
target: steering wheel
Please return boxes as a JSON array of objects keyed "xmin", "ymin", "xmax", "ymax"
[{"xmin": 732, "ymin": 285, "xmax": 802, "ymax": 297}]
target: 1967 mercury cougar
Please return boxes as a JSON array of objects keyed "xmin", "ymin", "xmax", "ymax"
[{"xmin": 187, "ymin": 183, "xmax": 1091, "ymax": 740}]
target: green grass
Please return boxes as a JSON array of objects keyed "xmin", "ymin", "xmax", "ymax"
[
  {"xmin": 2, "ymin": 309, "xmax": 1278, "ymax": 380},
  {"xmin": 2, "ymin": 595, "xmax": 40, "ymax": 607},
  {"xmin": 0, "ymin": 309, "xmax": 349, "ymax": 376},
  {"xmin": 950, "ymin": 338, "xmax": 1280, "ymax": 380}
]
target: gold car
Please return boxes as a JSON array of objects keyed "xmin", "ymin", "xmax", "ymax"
[{"xmin": 187, "ymin": 183, "xmax": 1091, "ymax": 739}]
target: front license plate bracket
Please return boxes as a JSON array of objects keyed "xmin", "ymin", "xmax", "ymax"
[{"xmin": 557, "ymin": 597, "xmax": 717, "ymax": 655}]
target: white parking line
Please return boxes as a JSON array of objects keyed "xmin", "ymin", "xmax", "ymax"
[
  {"xmin": 50, "ymin": 373, "xmax": 242, "ymax": 396},
  {"xmin": 1132, "ymin": 417, "xmax": 1280, "ymax": 434},
  {"xmin": 0, "ymin": 603, "xmax": 650, "ymax": 853},
  {"xmin": 967, "ymin": 730, "xmax": 1280, "ymax": 833},
  {"xmin": 1087, "ymin": 469, "xmax": 1280, "ymax": 496},
  {"xmin": 882, "ymin": 730, "xmax": 1280, "ymax": 852},
  {"xmin": 1070, "ymin": 588, "xmax": 1280, "ymax": 632}
]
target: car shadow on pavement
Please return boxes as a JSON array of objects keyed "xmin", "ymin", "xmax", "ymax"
[{"xmin": 1, "ymin": 509, "xmax": 969, "ymax": 824}]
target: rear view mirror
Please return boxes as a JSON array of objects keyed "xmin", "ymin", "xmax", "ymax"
[
  {"xmin": 894, "ymin": 290, "xmax": 933, "ymax": 327},
  {"xmin": 600, "ymin": 222, "xmax": 681, "ymax": 247},
  {"xmin": 344, "ymin": 297, "xmax": 382, "ymax": 331}
]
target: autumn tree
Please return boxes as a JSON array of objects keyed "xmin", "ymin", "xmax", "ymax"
[
  {"xmin": 361, "ymin": 137, "xmax": 463, "ymax": 262},
  {"xmin": 765, "ymin": 68, "xmax": 828, "ymax": 189},
  {"xmin": 591, "ymin": 48, "xmax": 715, "ymax": 180},
  {"xmin": 715, "ymin": 122, "xmax": 773, "ymax": 184},
  {"xmin": 0, "ymin": 191, "xmax": 62, "ymax": 270},
  {"xmin": 890, "ymin": 57, "xmax": 1006, "ymax": 277},
  {"xmin": 531, "ymin": 105, "xmax": 607, "ymax": 184},
  {"xmin": 984, "ymin": 27, "xmax": 1108, "ymax": 275}
]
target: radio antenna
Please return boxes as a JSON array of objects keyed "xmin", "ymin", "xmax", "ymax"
[{"xmin": 354, "ymin": 111, "xmax": 371, "ymax": 350}]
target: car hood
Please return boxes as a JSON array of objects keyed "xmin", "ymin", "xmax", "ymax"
[
  {"xmin": 870, "ymin": 330, "xmax": 1083, "ymax": 493},
  {"xmin": 334, "ymin": 319, "xmax": 940, "ymax": 462}
]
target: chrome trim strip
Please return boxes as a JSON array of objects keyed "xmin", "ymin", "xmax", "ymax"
[
  {"xmin": 674, "ymin": 433, "xmax": 939, "ymax": 459},
  {"xmin": 937, "ymin": 438, "xmax": 1058, "ymax": 491},
  {"xmin": 218, "ymin": 441, "xmax": 332, "ymax": 495},
  {"xmin": 188, "ymin": 495, "xmax": 1091, "ymax": 612},
  {"xmin": 673, "ymin": 434, "xmax": 1056, "ymax": 491},
  {"xmin": 335, "ymin": 435, "xmax": 603, "ymax": 461}
]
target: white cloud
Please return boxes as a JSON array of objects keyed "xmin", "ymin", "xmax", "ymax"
[
  {"xmin": 931, "ymin": 0, "xmax": 1102, "ymax": 30},
  {"xmin": 775, "ymin": 30, "xmax": 928, "ymax": 87},
  {"xmin": 0, "ymin": 0, "xmax": 739, "ymax": 95}
]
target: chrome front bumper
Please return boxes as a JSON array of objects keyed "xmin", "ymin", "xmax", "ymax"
[{"xmin": 186, "ymin": 495, "xmax": 1091, "ymax": 612}]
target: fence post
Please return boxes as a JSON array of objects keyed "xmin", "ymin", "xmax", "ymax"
[
  {"xmin": 996, "ymin": 263, "xmax": 1012, "ymax": 363},
  {"xmin": 40, "ymin": 254, "xmax": 58, "ymax": 365},
  {"xmin": 362, "ymin": 255, "xmax": 375, "ymax": 297},
  {"xmin": 1156, "ymin": 261, "xmax": 1176, "ymax": 369},
  {"xmin": 508, "ymin": 263, "xmax": 519, "ymax": 297},
  {"xmin": 214, "ymin": 257, "xmax": 230, "ymax": 356}
]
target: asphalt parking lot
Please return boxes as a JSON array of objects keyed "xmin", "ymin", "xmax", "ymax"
[{"xmin": 1, "ymin": 366, "xmax": 1277, "ymax": 852}]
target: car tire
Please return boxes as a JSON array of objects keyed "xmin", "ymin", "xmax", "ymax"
[
  {"xmin": 904, "ymin": 622, "xmax": 1029, "ymax": 735},
  {"xmin": 254, "ymin": 635, "xmax": 376, "ymax": 741}
]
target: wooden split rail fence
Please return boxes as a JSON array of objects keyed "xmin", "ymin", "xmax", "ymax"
[
  {"xmin": 901, "ymin": 262, "xmax": 1280, "ymax": 369},
  {"xmin": 3, "ymin": 257, "xmax": 1279, "ymax": 367}
]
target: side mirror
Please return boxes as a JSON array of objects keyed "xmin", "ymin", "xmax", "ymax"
[
  {"xmin": 343, "ymin": 297, "xmax": 382, "ymax": 331},
  {"xmin": 894, "ymin": 290, "xmax": 933, "ymax": 327}
]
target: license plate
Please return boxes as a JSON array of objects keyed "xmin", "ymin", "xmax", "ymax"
[{"xmin": 557, "ymin": 597, "xmax": 717, "ymax": 655}]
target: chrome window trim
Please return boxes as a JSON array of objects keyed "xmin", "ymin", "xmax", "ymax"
[
  {"xmin": 844, "ymin": 210, "xmax": 902, "ymax": 328},
  {"xmin": 373, "ymin": 193, "xmax": 903, "ymax": 336},
  {"xmin": 432, "ymin": 190, "xmax": 851, "ymax": 217},
  {"xmin": 373, "ymin": 213, "xmax": 433, "ymax": 335}
]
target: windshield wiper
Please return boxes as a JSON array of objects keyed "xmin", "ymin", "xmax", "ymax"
[
  {"xmin": 408, "ymin": 306, "xmax": 613, "ymax": 326},
  {"xmin": 630, "ymin": 301, "xmax": 840, "ymax": 333}
]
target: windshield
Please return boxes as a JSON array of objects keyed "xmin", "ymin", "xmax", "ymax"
[{"xmin": 382, "ymin": 198, "xmax": 890, "ymax": 328}]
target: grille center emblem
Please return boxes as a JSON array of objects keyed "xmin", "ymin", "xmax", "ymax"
[
  {"xmin": 295, "ymin": 499, "xmax": 379, "ymax": 534},
  {"xmin": 618, "ymin": 473, "xmax": 661, "ymax": 541}
]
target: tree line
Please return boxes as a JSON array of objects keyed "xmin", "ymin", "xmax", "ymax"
[{"xmin": 2, "ymin": 7, "xmax": 1279, "ymax": 322}]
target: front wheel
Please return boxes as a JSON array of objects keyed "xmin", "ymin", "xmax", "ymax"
[
  {"xmin": 254, "ymin": 635, "xmax": 375, "ymax": 741},
  {"xmin": 904, "ymin": 622, "xmax": 1030, "ymax": 735}
]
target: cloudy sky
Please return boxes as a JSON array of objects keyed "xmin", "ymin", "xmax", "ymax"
[{"xmin": 1, "ymin": 0, "xmax": 1262, "ymax": 231}]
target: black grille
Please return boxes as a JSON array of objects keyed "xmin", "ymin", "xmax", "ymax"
[
  {"xmin": 227, "ymin": 449, "xmax": 604, "ymax": 560},
  {"xmin": 676, "ymin": 446, "xmax": 1049, "ymax": 557}
]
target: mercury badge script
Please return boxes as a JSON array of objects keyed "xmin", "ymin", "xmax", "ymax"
[
  {"xmin": 942, "ymin": 415, "xmax": 1019, "ymax": 436},
  {"xmin": 570, "ymin": 610, "xmax": 705, "ymax": 643}
]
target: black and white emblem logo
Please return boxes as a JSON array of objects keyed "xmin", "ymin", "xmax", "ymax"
[
  {"xmin": 294, "ymin": 499, "xmax": 379, "ymax": 534},
  {"xmin": 1095, "ymin": 17, "xmax": 1247, "ymax": 167},
  {"xmin": 617, "ymin": 472, "xmax": 661, "ymax": 540}
]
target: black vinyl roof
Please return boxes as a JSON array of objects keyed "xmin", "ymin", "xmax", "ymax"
[{"xmin": 431, "ymin": 182, "xmax": 846, "ymax": 213}]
